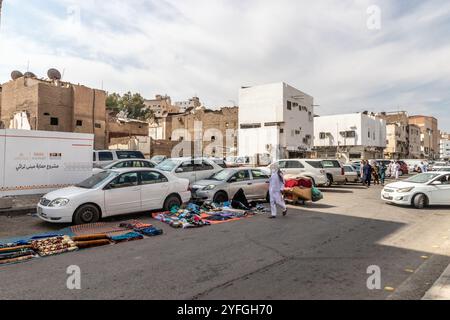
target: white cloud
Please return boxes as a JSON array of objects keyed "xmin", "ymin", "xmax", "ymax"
[{"xmin": 1, "ymin": 0, "xmax": 450, "ymax": 130}]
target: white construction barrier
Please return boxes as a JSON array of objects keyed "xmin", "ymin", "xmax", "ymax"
[{"xmin": 0, "ymin": 129, "xmax": 94, "ymax": 197}]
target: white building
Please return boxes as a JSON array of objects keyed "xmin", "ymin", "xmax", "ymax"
[
  {"xmin": 314, "ymin": 113, "xmax": 386, "ymax": 162},
  {"xmin": 440, "ymin": 139, "xmax": 450, "ymax": 160},
  {"xmin": 238, "ymin": 82, "xmax": 314, "ymax": 162}
]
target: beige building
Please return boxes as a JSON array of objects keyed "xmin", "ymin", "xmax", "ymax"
[
  {"xmin": 144, "ymin": 94, "xmax": 180, "ymax": 118},
  {"xmin": 0, "ymin": 75, "xmax": 107, "ymax": 149},
  {"xmin": 409, "ymin": 115, "xmax": 439, "ymax": 159},
  {"xmin": 409, "ymin": 124, "xmax": 421, "ymax": 159},
  {"xmin": 377, "ymin": 112, "xmax": 409, "ymax": 159},
  {"xmin": 148, "ymin": 106, "xmax": 239, "ymax": 158}
]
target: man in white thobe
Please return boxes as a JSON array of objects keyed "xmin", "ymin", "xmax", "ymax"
[{"xmin": 269, "ymin": 165, "xmax": 287, "ymax": 219}]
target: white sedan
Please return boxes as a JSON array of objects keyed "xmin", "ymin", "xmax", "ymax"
[
  {"xmin": 92, "ymin": 159, "xmax": 156, "ymax": 175},
  {"xmin": 381, "ymin": 172, "xmax": 450, "ymax": 209},
  {"xmin": 37, "ymin": 168, "xmax": 191, "ymax": 224}
]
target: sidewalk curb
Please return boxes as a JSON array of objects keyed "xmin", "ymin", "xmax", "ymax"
[
  {"xmin": 0, "ymin": 207, "xmax": 37, "ymax": 217},
  {"xmin": 422, "ymin": 264, "xmax": 450, "ymax": 300}
]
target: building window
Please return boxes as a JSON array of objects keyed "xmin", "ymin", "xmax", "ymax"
[
  {"xmin": 240, "ymin": 123, "xmax": 261, "ymax": 129},
  {"xmin": 287, "ymin": 101, "xmax": 292, "ymax": 110},
  {"xmin": 50, "ymin": 117, "xmax": 59, "ymax": 126},
  {"xmin": 95, "ymin": 123, "xmax": 102, "ymax": 129},
  {"xmin": 280, "ymin": 129, "xmax": 284, "ymax": 134},
  {"xmin": 211, "ymin": 136, "xmax": 216, "ymax": 142},
  {"xmin": 320, "ymin": 132, "xmax": 326, "ymax": 139},
  {"xmin": 43, "ymin": 113, "xmax": 50, "ymax": 116},
  {"xmin": 76, "ymin": 120, "xmax": 83, "ymax": 127}
]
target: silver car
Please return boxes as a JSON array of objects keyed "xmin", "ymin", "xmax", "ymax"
[{"xmin": 191, "ymin": 168, "xmax": 270, "ymax": 203}]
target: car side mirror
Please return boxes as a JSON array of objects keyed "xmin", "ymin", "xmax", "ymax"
[
  {"xmin": 229, "ymin": 177, "xmax": 237, "ymax": 183},
  {"xmin": 175, "ymin": 168, "xmax": 184, "ymax": 173},
  {"xmin": 431, "ymin": 181, "xmax": 442, "ymax": 185}
]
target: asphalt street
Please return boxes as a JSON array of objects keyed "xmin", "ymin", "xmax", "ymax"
[{"xmin": 1, "ymin": 181, "xmax": 450, "ymax": 300}]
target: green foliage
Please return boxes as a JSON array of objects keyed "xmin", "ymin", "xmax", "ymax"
[{"xmin": 106, "ymin": 91, "xmax": 153, "ymax": 121}]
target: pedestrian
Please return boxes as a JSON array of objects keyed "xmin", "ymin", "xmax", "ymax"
[
  {"xmin": 394, "ymin": 161, "xmax": 401, "ymax": 180},
  {"xmin": 363, "ymin": 161, "xmax": 373, "ymax": 187},
  {"xmin": 268, "ymin": 164, "xmax": 287, "ymax": 219},
  {"xmin": 372, "ymin": 161, "xmax": 380, "ymax": 185},
  {"xmin": 379, "ymin": 162, "xmax": 387, "ymax": 186},
  {"xmin": 421, "ymin": 161, "xmax": 428, "ymax": 173}
]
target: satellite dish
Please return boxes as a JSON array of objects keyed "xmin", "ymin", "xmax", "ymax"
[
  {"xmin": 47, "ymin": 68, "xmax": 62, "ymax": 80},
  {"xmin": 11, "ymin": 71, "xmax": 24, "ymax": 80},
  {"xmin": 24, "ymin": 72, "xmax": 37, "ymax": 78}
]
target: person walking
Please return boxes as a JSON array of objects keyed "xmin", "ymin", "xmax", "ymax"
[
  {"xmin": 394, "ymin": 161, "xmax": 401, "ymax": 180},
  {"xmin": 361, "ymin": 160, "xmax": 367, "ymax": 186},
  {"xmin": 379, "ymin": 162, "xmax": 387, "ymax": 186},
  {"xmin": 372, "ymin": 161, "xmax": 380, "ymax": 185},
  {"xmin": 268, "ymin": 164, "xmax": 287, "ymax": 219},
  {"xmin": 363, "ymin": 161, "xmax": 373, "ymax": 187}
]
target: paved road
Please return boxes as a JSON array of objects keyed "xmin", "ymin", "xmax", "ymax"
[{"xmin": 1, "ymin": 182, "xmax": 450, "ymax": 300}]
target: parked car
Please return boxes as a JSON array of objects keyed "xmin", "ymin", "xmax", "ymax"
[
  {"xmin": 191, "ymin": 168, "xmax": 270, "ymax": 203},
  {"xmin": 208, "ymin": 157, "xmax": 228, "ymax": 168},
  {"xmin": 315, "ymin": 159, "xmax": 346, "ymax": 186},
  {"xmin": 437, "ymin": 167, "xmax": 450, "ymax": 172},
  {"xmin": 270, "ymin": 159, "xmax": 328, "ymax": 187},
  {"xmin": 150, "ymin": 155, "xmax": 168, "ymax": 164},
  {"xmin": 373, "ymin": 159, "xmax": 408, "ymax": 176},
  {"xmin": 92, "ymin": 159, "xmax": 156, "ymax": 175},
  {"xmin": 93, "ymin": 150, "xmax": 145, "ymax": 168},
  {"xmin": 381, "ymin": 172, "xmax": 450, "ymax": 209},
  {"xmin": 429, "ymin": 161, "xmax": 448, "ymax": 171},
  {"xmin": 155, "ymin": 157, "xmax": 223, "ymax": 183},
  {"xmin": 343, "ymin": 165, "xmax": 360, "ymax": 183},
  {"xmin": 37, "ymin": 168, "xmax": 191, "ymax": 224}
]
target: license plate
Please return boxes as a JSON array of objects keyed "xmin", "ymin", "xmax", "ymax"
[{"xmin": 383, "ymin": 194, "xmax": 393, "ymax": 200}]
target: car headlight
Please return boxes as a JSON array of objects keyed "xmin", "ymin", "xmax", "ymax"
[
  {"xmin": 48, "ymin": 198, "xmax": 70, "ymax": 207},
  {"xmin": 203, "ymin": 185, "xmax": 217, "ymax": 191},
  {"xmin": 397, "ymin": 187, "xmax": 415, "ymax": 193}
]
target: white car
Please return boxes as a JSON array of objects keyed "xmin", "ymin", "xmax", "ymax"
[
  {"xmin": 191, "ymin": 168, "xmax": 270, "ymax": 203},
  {"xmin": 37, "ymin": 168, "xmax": 191, "ymax": 224},
  {"xmin": 156, "ymin": 158, "xmax": 223, "ymax": 183},
  {"xmin": 343, "ymin": 165, "xmax": 361, "ymax": 183},
  {"xmin": 316, "ymin": 159, "xmax": 347, "ymax": 186},
  {"xmin": 92, "ymin": 159, "xmax": 156, "ymax": 175},
  {"xmin": 430, "ymin": 161, "xmax": 449, "ymax": 171},
  {"xmin": 271, "ymin": 159, "xmax": 328, "ymax": 186},
  {"xmin": 93, "ymin": 150, "xmax": 145, "ymax": 168},
  {"xmin": 381, "ymin": 172, "xmax": 450, "ymax": 209}
]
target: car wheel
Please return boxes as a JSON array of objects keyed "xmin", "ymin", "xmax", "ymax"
[
  {"xmin": 163, "ymin": 194, "xmax": 182, "ymax": 211},
  {"xmin": 73, "ymin": 204, "xmax": 100, "ymax": 225},
  {"xmin": 412, "ymin": 193, "xmax": 427, "ymax": 209},
  {"xmin": 213, "ymin": 191, "xmax": 229, "ymax": 204},
  {"xmin": 325, "ymin": 175, "xmax": 333, "ymax": 187}
]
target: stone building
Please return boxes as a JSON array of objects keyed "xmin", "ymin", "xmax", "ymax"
[
  {"xmin": 144, "ymin": 94, "xmax": 180, "ymax": 118},
  {"xmin": 409, "ymin": 115, "xmax": 439, "ymax": 159},
  {"xmin": 0, "ymin": 75, "xmax": 107, "ymax": 149},
  {"xmin": 148, "ymin": 106, "xmax": 238, "ymax": 158},
  {"xmin": 377, "ymin": 112, "xmax": 409, "ymax": 159}
]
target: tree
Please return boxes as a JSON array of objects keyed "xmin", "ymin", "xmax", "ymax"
[{"xmin": 106, "ymin": 92, "xmax": 153, "ymax": 121}]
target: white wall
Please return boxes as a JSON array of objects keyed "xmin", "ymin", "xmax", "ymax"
[
  {"xmin": 314, "ymin": 113, "xmax": 386, "ymax": 148},
  {"xmin": 238, "ymin": 82, "xmax": 314, "ymax": 160},
  {"xmin": 440, "ymin": 139, "xmax": 450, "ymax": 159},
  {"xmin": 0, "ymin": 130, "xmax": 94, "ymax": 196}
]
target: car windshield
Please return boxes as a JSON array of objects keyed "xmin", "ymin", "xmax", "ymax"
[
  {"xmin": 405, "ymin": 173, "xmax": 440, "ymax": 184},
  {"xmin": 156, "ymin": 159, "xmax": 179, "ymax": 172},
  {"xmin": 438, "ymin": 167, "xmax": 450, "ymax": 172},
  {"xmin": 77, "ymin": 171, "xmax": 118, "ymax": 189},
  {"xmin": 208, "ymin": 170, "xmax": 233, "ymax": 181},
  {"xmin": 151, "ymin": 156, "xmax": 165, "ymax": 162}
]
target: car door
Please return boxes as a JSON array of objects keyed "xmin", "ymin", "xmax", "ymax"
[
  {"xmin": 175, "ymin": 161, "xmax": 196, "ymax": 183},
  {"xmin": 429, "ymin": 174, "xmax": 450, "ymax": 204},
  {"xmin": 250, "ymin": 169, "xmax": 270, "ymax": 199},
  {"xmin": 104, "ymin": 171, "xmax": 141, "ymax": 216},
  {"xmin": 228, "ymin": 170, "xmax": 253, "ymax": 198},
  {"xmin": 139, "ymin": 171, "xmax": 170, "ymax": 210},
  {"xmin": 284, "ymin": 160, "xmax": 306, "ymax": 176}
]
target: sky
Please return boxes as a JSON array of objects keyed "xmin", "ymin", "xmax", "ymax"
[{"xmin": 1, "ymin": 0, "xmax": 449, "ymax": 131}]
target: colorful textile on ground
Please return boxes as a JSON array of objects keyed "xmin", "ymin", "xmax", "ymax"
[
  {"xmin": 120, "ymin": 220, "xmax": 153, "ymax": 230},
  {"xmin": 135, "ymin": 227, "xmax": 163, "ymax": 237},
  {"xmin": 153, "ymin": 211, "xmax": 211, "ymax": 229},
  {"xmin": 109, "ymin": 232, "xmax": 144, "ymax": 243},
  {"xmin": 31, "ymin": 236, "xmax": 77, "ymax": 257}
]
